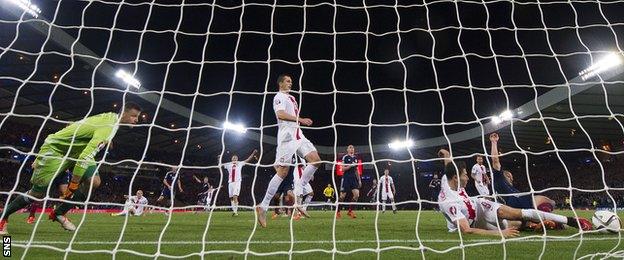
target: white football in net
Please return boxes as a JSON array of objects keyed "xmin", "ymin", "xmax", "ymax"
[{"xmin": 592, "ymin": 210, "xmax": 621, "ymax": 234}]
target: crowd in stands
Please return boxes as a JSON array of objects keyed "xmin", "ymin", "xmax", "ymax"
[{"xmin": 1, "ymin": 121, "xmax": 623, "ymax": 211}]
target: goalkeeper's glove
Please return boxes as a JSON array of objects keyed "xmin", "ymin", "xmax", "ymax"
[{"xmin": 60, "ymin": 181, "xmax": 80, "ymax": 199}]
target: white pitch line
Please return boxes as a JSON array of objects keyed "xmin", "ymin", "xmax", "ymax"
[{"xmin": 12, "ymin": 237, "xmax": 622, "ymax": 245}]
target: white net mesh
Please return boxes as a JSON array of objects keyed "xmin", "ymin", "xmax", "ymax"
[{"xmin": 1, "ymin": 0, "xmax": 624, "ymax": 259}]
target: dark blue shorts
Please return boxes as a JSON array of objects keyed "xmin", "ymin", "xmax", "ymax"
[
  {"xmin": 160, "ymin": 188, "xmax": 175, "ymax": 199},
  {"xmin": 501, "ymin": 195, "xmax": 533, "ymax": 209},
  {"xmin": 340, "ymin": 174, "xmax": 359, "ymax": 192},
  {"xmin": 277, "ymin": 177, "xmax": 293, "ymax": 194}
]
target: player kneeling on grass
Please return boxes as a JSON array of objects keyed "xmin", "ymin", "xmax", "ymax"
[
  {"xmin": 0, "ymin": 103, "xmax": 142, "ymax": 234},
  {"xmin": 437, "ymin": 150, "xmax": 592, "ymax": 238},
  {"xmin": 111, "ymin": 190, "xmax": 149, "ymax": 217}
]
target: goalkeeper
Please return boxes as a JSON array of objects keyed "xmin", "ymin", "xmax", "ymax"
[{"xmin": 0, "ymin": 102, "xmax": 142, "ymax": 234}]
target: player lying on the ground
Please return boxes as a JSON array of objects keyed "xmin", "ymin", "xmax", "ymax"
[
  {"xmin": 256, "ymin": 74, "xmax": 322, "ymax": 227},
  {"xmin": 223, "ymin": 149, "xmax": 257, "ymax": 216},
  {"xmin": 337, "ymin": 145, "xmax": 361, "ymax": 219},
  {"xmin": 437, "ymin": 148, "xmax": 592, "ymax": 237},
  {"xmin": 489, "ymin": 133, "xmax": 556, "ymax": 211},
  {"xmin": 378, "ymin": 169, "xmax": 397, "ymax": 214},
  {"xmin": 111, "ymin": 190, "xmax": 149, "ymax": 217},
  {"xmin": 26, "ymin": 169, "xmax": 72, "ymax": 224},
  {"xmin": 0, "ymin": 102, "xmax": 142, "ymax": 234}
]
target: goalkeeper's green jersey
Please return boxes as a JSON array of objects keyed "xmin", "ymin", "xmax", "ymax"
[{"xmin": 40, "ymin": 112, "xmax": 119, "ymax": 177}]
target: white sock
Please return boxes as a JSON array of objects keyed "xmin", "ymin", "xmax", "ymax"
[
  {"xmin": 113, "ymin": 210, "xmax": 127, "ymax": 216},
  {"xmin": 303, "ymin": 195, "xmax": 313, "ymax": 211},
  {"xmin": 300, "ymin": 164, "xmax": 318, "ymax": 186},
  {"xmin": 521, "ymin": 209, "xmax": 567, "ymax": 224},
  {"xmin": 260, "ymin": 175, "xmax": 284, "ymax": 210},
  {"xmin": 382, "ymin": 200, "xmax": 386, "ymax": 212},
  {"xmin": 391, "ymin": 200, "xmax": 397, "ymax": 211},
  {"xmin": 231, "ymin": 201, "xmax": 238, "ymax": 214}
]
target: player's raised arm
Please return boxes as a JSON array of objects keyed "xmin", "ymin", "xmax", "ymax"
[
  {"xmin": 489, "ymin": 133, "xmax": 501, "ymax": 171},
  {"xmin": 244, "ymin": 149, "xmax": 258, "ymax": 163},
  {"xmin": 437, "ymin": 148, "xmax": 452, "ymax": 166}
]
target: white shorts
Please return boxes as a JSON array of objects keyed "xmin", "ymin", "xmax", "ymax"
[
  {"xmin": 473, "ymin": 198, "xmax": 505, "ymax": 230},
  {"xmin": 294, "ymin": 182, "xmax": 313, "ymax": 197},
  {"xmin": 132, "ymin": 209, "xmax": 144, "ymax": 216},
  {"xmin": 229, "ymin": 181, "xmax": 241, "ymax": 197},
  {"xmin": 275, "ymin": 137, "xmax": 317, "ymax": 166},
  {"xmin": 126, "ymin": 206, "xmax": 143, "ymax": 216},
  {"xmin": 475, "ymin": 182, "xmax": 490, "ymax": 196},
  {"xmin": 381, "ymin": 191, "xmax": 394, "ymax": 201}
]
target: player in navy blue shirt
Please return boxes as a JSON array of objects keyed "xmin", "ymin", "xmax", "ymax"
[
  {"xmin": 337, "ymin": 145, "xmax": 361, "ymax": 219},
  {"xmin": 155, "ymin": 167, "xmax": 184, "ymax": 214},
  {"xmin": 490, "ymin": 133, "xmax": 555, "ymax": 212},
  {"xmin": 193, "ymin": 175, "xmax": 217, "ymax": 212}
]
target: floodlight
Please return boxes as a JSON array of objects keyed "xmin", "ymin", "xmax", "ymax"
[
  {"xmin": 8, "ymin": 0, "xmax": 41, "ymax": 18},
  {"xmin": 579, "ymin": 52, "xmax": 623, "ymax": 81},
  {"xmin": 388, "ymin": 139, "xmax": 414, "ymax": 150},
  {"xmin": 492, "ymin": 110, "xmax": 513, "ymax": 125},
  {"xmin": 223, "ymin": 121, "xmax": 247, "ymax": 133},
  {"xmin": 115, "ymin": 69, "xmax": 141, "ymax": 89}
]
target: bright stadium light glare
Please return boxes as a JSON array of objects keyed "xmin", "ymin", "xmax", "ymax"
[
  {"xmin": 499, "ymin": 110, "xmax": 513, "ymax": 121},
  {"xmin": 223, "ymin": 121, "xmax": 247, "ymax": 133},
  {"xmin": 7, "ymin": 0, "xmax": 41, "ymax": 18},
  {"xmin": 491, "ymin": 116, "xmax": 503, "ymax": 125},
  {"xmin": 115, "ymin": 69, "xmax": 141, "ymax": 89},
  {"xmin": 492, "ymin": 110, "xmax": 513, "ymax": 125},
  {"xmin": 388, "ymin": 139, "xmax": 414, "ymax": 150},
  {"xmin": 579, "ymin": 52, "xmax": 623, "ymax": 81}
]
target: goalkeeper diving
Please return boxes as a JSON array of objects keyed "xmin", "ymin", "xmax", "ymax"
[{"xmin": 0, "ymin": 102, "xmax": 142, "ymax": 234}]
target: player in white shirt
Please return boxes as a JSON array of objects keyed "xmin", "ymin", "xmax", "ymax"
[
  {"xmin": 378, "ymin": 169, "xmax": 397, "ymax": 214},
  {"xmin": 293, "ymin": 156, "xmax": 314, "ymax": 220},
  {"xmin": 111, "ymin": 190, "xmax": 149, "ymax": 217},
  {"xmin": 222, "ymin": 149, "xmax": 257, "ymax": 216},
  {"xmin": 256, "ymin": 74, "xmax": 322, "ymax": 228},
  {"xmin": 437, "ymin": 148, "xmax": 592, "ymax": 237},
  {"xmin": 471, "ymin": 155, "xmax": 491, "ymax": 196}
]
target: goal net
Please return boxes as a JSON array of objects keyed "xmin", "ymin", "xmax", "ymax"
[{"xmin": 1, "ymin": 0, "xmax": 623, "ymax": 259}]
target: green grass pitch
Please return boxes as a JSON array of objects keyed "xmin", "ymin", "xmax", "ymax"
[{"xmin": 4, "ymin": 210, "xmax": 623, "ymax": 259}]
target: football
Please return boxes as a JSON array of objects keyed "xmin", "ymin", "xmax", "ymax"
[{"xmin": 592, "ymin": 210, "xmax": 621, "ymax": 233}]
